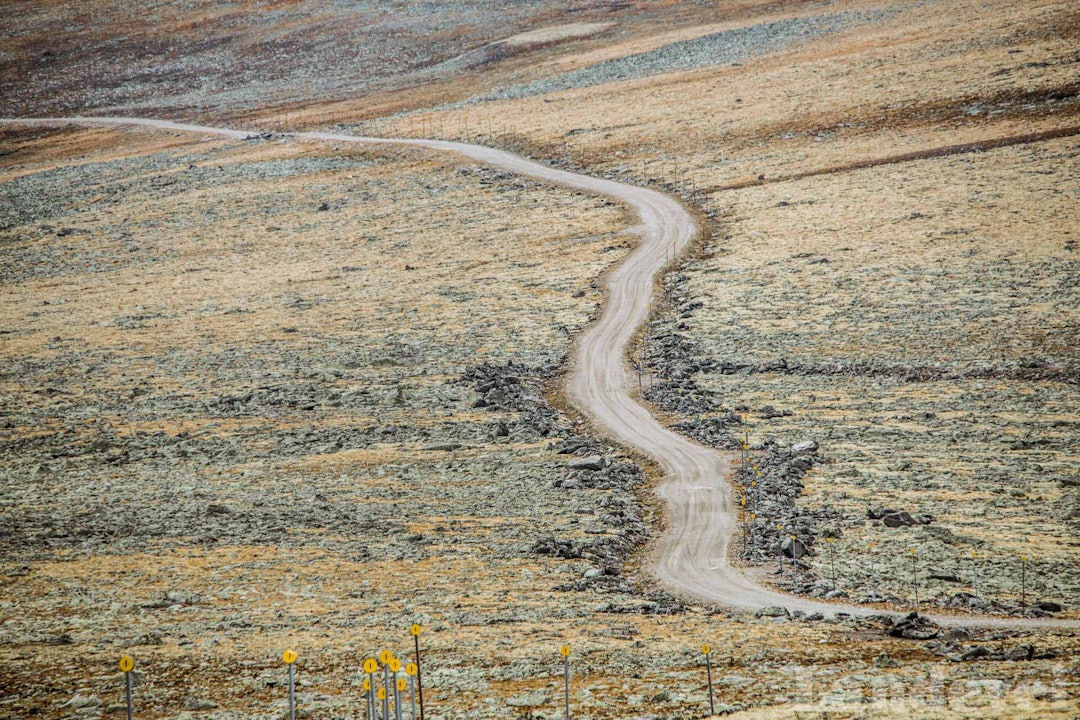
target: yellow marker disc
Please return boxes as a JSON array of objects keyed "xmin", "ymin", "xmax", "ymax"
[
  {"xmin": 1021, "ymin": 555, "xmax": 1027, "ymax": 562},
  {"xmin": 389, "ymin": 658, "xmax": 402, "ymax": 673},
  {"xmin": 118, "ymin": 656, "xmax": 134, "ymax": 673},
  {"xmin": 363, "ymin": 678, "xmax": 371, "ymax": 691},
  {"xmin": 827, "ymin": 537, "xmax": 834, "ymax": 544},
  {"xmin": 410, "ymin": 624, "xmax": 422, "ymax": 637},
  {"xmin": 363, "ymin": 658, "xmax": 378, "ymax": 674},
  {"xmin": 560, "ymin": 645, "xmax": 571, "ymax": 657},
  {"xmin": 377, "ymin": 688, "xmax": 386, "ymax": 701},
  {"xmin": 397, "ymin": 678, "xmax": 407, "ymax": 692},
  {"xmin": 405, "ymin": 663, "xmax": 418, "ymax": 677},
  {"xmin": 971, "ymin": 551, "xmax": 976, "ymax": 558},
  {"xmin": 701, "ymin": 644, "xmax": 711, "ymax": 655},
  {"xmin": 379, "ymin": 650, "xmax": 394, "ymax": 665},
  {"xmin": 282, "ymin": 650, "xmax": 298, "ymax": 665},
  {"xmin": 910, "ymin": 548, "xmax": 916, "ymax": 555}
]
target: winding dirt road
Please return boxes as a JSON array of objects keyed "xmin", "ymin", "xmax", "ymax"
[{"xmin": 4, "ymin": 116, "xmax": 1076, "ymax": 631}]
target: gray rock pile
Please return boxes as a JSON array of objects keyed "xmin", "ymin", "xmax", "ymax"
[{"xmin": 461, "ymin": 363, "xmax": 665, "ymax": 606}]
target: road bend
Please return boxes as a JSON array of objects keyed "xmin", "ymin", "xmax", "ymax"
[{"xmin": 4, "ymin": 116, "xmax": 1076, "ymax": 631}]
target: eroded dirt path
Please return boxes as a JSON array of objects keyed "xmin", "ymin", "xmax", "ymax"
[{"xmin": 3, "ymin": 115, "xmax": 1076, "ymax": 630}]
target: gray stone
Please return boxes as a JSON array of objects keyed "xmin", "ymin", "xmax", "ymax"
[
  {"xmin": 569, "ymin": 455, "xmax": 607, "ymax": 471},
  {"xmin": 1005, "ymin": 643, "xmax": 1033, "ymax": 661},
  {"xmin": 873, "ymin": 653, "xmax": 901, "ymax": 668},
  {"xmin": 61, "ymin": 695, "xmax": 101, "ymax": 709},
  {"xmin": 889, "ymin": 612, "xmax": 940, "ymax": 640},
  {"xmin": 957, "ymin": 645, "xmax": 990, "ymax": 661},
  {"xmin": 165, "ymin": 590, "xmax": 200, "ymax": 605},
  {"xmin": 790, "ymin": 440, "xmax": 818, "ymax": 454},
  {"xmin": 781, "ymin": 536, "xmax": 809, "ymax": 558},
  {"xmin": 881, "ymin": 511, "xmax": 917, "ymax": 528},
  {"xmin": 756, "ymin": 605, "xmax": 790, "ymax": 618}
]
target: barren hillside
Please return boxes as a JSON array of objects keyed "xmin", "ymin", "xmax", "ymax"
[{"xmin": 1, "ymin": 0, "xmax": 1078, "ymax": 718}]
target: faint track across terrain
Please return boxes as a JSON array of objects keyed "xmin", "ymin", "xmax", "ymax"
[{"xmin": 4, "ymin": 115, "xmax": 1077, "ymax": 631}]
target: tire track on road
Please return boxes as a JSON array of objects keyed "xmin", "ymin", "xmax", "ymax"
[{"xmin": 4, "ymin": 115, "xmax": 1076, "ymax": 630}]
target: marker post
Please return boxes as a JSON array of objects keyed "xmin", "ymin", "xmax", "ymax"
[
  {"xmin": 827, "ymin": 536, "xmax": 836, "ymax": 591},
  {"xmin": 379, "ymin": 651, "xmax": 394, "ymax": 720},
  {"xmin": 909, "ymin": 549, "xmax": 919, "ymax": 607},
  {"xmin": 776, "ymin": 525, "xmax": 784, "ymax": 574},
  {"xmin": 118, "ymin": 656, "xmax": 135, "ymax": 720},
  {"xmin": 282, "ymin": 650, "xmax": 298, "ymax": 720},
  {"xmin": 405, "ymin": 663, "xmax": 419, "ymax": 720},
  {"xmin": 1020, "ymin": 556, "xmax": 1027, "ymax": 608},
  {"xmin": 702, "ymin": 644, "xmax": 715, "ymax": 716},
  {"xmin": 410, "ymin": 624, "xmax": 425, "ymax": 720},
  {"xmin": 363, "ymin": 659, "xmax": 379, "ymax": 720},
  {"xmin": 560, "ymin": 645, "xmax": 572, "ymax": 720},
  {"xmin": 791, "ymin": 535, "xmax": 799, "ymax": 584},
  {"xmin": 395, "ymin": 676, "xmax": 406, "ymax": 720}
]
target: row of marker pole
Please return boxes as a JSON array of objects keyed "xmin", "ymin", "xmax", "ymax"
[
  {"xmin": 115, "ymin": 641, "xmax": 733, "ymax": 720},
  {"xmin": 113, "ymin": 624, "xmax": 426, "ymax": 720}
]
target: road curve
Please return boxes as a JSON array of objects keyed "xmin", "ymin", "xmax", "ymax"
[{"xmin": 4, "ymin": 116, "xmax": 1076, "ymax": 631}]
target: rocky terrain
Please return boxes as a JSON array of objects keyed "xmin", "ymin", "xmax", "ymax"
[
  {"xmin": 0, "ymin": 1, "xmax": 631, "ymax": 119},
  {"xmin": 639, "ymin": 136, "xmax": 1079, "ymax": 615},
  {"xmin": 2, "ymin": 0, "xmax": 1079, "ymax": 718}
]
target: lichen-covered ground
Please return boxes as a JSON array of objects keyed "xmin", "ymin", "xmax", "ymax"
[
  {"xmin": 2, "ymin": 0, "xmax": 1078, "ymax": 718},
  {"xmin": 656, "ymin": 135, "xmax": 1079, "ymax": 608}
]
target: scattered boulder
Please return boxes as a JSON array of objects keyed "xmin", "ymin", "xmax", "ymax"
[
  {"xmin": 60, "ymin": 695, "xmax": 101, "ymax": 709},
  {"xmin": 1005, "ymin": 643, "xmax": 1034, "ymax": 661},
  {"xmin": 1037, "ymin": 601, "xmax": 1063, "ymax": 613},
  {"xmin": 421, "ymin": 442, "xmax": 462, "ymax": 451},
  {"xmin": 929, "ymin": 573, "xmax": 962, "ymax": 583},
  {"xmin": 867, "ymin": 506, "xmax": 899, "ymax": 520},
  {"xmin": 569, "ymin": 455, "xmax": 607, "ymax": 471},
  {"xmin": 874, "ymin": 653, "xmax": 901, "ymax": 668},
  {"xmin": 956, "ymin": 645, "xmax": 990, "ymax": 662},
  {"xmin": 133, "ymin": 631, "xmax": 164, "ymax": 646},
  {"xmin": 781, "ymin": 535, "xmax": 810, "ymax": 559},
  {"xmin": 789, "ymin": 440, "xmax": 818, "ymax": 454},
  {"xmin": 756, "ymin": 606, "xmax": 790, "ymax": 618},
  {"xmin": 888, "ymin": 612, "xmax": 941, "ymax": 640},
  {"xmin": 882, "ymin": 511, "xmax": 917, "ymax": 528},
  {"xmin": 531, "ymin": 537, "xmax": 582, "ymax": 559},
  {"xmin": 165, "ymin": 590, "xmax": 200, "ymax": 605}
]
